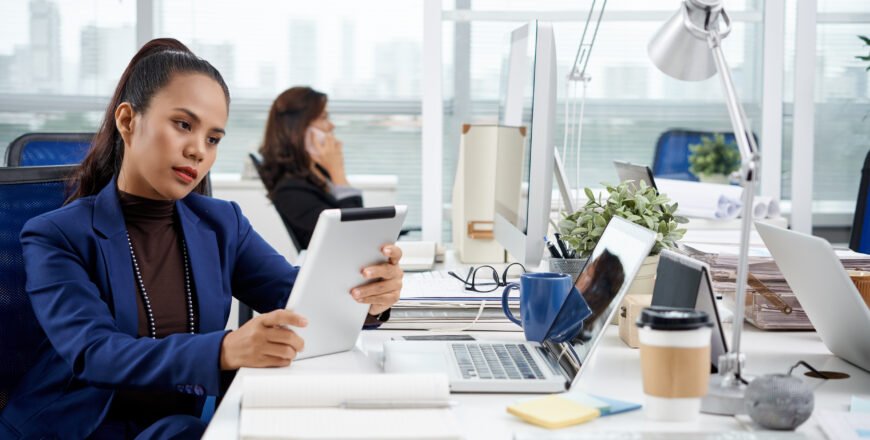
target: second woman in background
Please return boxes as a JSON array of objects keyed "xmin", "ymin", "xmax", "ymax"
[{"xmin": 258, "ymin": 87, "xmax": 362, "ymax": 250}]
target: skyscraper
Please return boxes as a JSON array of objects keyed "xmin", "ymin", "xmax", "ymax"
[
  {"xmin": 29, "ymin": 0, "xmax": 61, "ymax": 92},
  {"xmin": 79, "ymin": 25, "xmax": 135, "ymax": 95},
  {"xmin": 374, "ymin": 40, "xmax": 420, "ymax": 98},
  {"xmin": 194, "ymin": 41, "xmax": 236, "ymax": 87},
  {"xmin": 288, "ymin": 20, "xmax": 318, "ymax": 87}
]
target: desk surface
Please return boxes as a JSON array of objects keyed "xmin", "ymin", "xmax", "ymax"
[{"xmin": 203, "ymin": 323, "xmax": 869, "ymax": 439}]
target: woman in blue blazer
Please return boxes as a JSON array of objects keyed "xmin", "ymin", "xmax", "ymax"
[{"xmin": 0, "ymin": 39, "xmax": 403, "ymax": 439}]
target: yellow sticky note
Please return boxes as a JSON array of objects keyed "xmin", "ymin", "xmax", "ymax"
[{"xmin": 507, "ymin": 395, "xmax": 600, "ymax": 429}]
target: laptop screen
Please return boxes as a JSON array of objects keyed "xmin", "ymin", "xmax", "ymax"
[
  {"xmin": 543, "ymin": 216, "xmax": 656, "ymax": 384},
  {"xmin": 613, "ymin": 160, "xmax": 657, "ymax": 191}
]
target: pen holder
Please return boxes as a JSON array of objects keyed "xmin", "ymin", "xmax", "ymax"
[{"xmin": 548, "ymin": 258, "xmax": 587, "ymax": 284}]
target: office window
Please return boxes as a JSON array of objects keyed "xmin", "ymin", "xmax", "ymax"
[
  {"xmin": 156, "ymin": 0, "xmax": 423, "ymax": 229},
  {"xmin": 781, "ymin": 1, "xmax": 870, "ymax": 203},
  {"xmin": 441, "ymin": 1, "xmax": 763, "ymax": 240},
  {"xmin": 0, "ymin": 0, "xmax": 135, "ymax": 152}
]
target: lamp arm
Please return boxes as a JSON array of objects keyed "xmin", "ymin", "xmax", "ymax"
[
  {"xmin": 569, "ymin": 0, "xmax": 608, "ymax": 80},
  {"xmin": 708, "ymin": 31, "xmax": 761, "ymax": 380}
]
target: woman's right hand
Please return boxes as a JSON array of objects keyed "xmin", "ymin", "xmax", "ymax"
[
  {"xmin": 220, "ymin": 309, "xmax": 307, "ymax": 370},
  {"xmin": 308, "ymin": 129, "xmax": 348, "ymax": 185}
]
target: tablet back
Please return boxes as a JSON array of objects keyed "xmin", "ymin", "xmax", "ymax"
[
  {"xmin": 651, "ymin": 249, "xmax": 728, "ymax": 372},
  {"xmin": 286, "ymin": 206, "xmax": 407, "ymax": 359}
]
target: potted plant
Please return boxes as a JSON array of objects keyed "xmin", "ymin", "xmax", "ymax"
[
  {"xmin": 857, "ymin": 35, "xmax": 870, "ymax": 71},
  {"xmin": 559, "ymin": 180, "xmax": 688, "ymax": 297},
  {"xmin": 688, "ymin": 133, "xmax": 741, "ymax": 184}
]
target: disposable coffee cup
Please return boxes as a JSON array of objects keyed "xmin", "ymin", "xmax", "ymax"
[{"xmin": 637, "ymin": 306, "xmax": 712, "ymax": 422}]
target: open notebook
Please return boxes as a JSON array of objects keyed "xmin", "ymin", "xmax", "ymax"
[{"xmin": 239, "ymin": 374, "xmax": 462, "ymax": 440}]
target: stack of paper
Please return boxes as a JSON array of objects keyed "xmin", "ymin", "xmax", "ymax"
[
  {"xmin": 387, "ymin": 271, "xmax": 521, "ymax": 330},
  {"xmin": 682, "ymin": 246, "xmax": 870, "ymax": 330}
]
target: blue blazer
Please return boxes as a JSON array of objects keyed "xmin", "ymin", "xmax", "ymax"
[{"xmin": 0, "ymin": 179, "xmax": 298, "ymax": 439}]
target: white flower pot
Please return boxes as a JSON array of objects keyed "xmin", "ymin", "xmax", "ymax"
[
  {"xmin": 698, "ymin": 173, "xmax": 731, "ymax": 185},
  {"xmin": 612, "ymin": 255, "xmax": 660, "ymax": 324}
]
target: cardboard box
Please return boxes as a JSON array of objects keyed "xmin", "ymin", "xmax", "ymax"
[{"xmin": 618, "ymin": 294, "xmax": 652, "ymax": 349}]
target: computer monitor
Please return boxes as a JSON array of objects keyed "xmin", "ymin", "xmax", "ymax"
[{"xmin": 494, "ymin": 21, "xmax": 557, "ymax": 267}]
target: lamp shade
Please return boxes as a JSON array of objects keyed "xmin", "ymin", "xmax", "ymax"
[{"xmin": 647, "ymin": 3, "xmax": 717, "ymax": 81}]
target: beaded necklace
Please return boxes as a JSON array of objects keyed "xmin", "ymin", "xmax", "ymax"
[{"xmin": 126, "ymin": 232, "xmax": 195, "ymax": 338}]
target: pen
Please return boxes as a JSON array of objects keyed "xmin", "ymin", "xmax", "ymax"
[
  {"xmin": 341, "ymin": 400, "xmax": 455, "ymax": 409},
  {"xmin": 544, "ymin": 237, "xmax": 563, "ymax": 258},
  {"xmin": 554, "ymin": 233, "xmax": 571, "ymax": 260}
]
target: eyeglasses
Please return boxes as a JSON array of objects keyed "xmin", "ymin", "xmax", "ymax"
[{"xmin": 448, "ymin": 263, "xmax": 527, "ymax": 293}]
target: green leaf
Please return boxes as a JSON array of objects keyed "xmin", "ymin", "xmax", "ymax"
[
  {"xmin": 584, "ymin": 187, "xmax": 595, "ymax": 202},
  {"xmin": 594, "ymin": 214, "xmax": 607, "ymax": 228}
]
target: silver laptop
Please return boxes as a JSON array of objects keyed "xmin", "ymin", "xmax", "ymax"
[
  {"xmin": 613, "ymin": 160, "xmax": 657, "ymax": 191},
  {"xmin": 384, "ymin": 217, "xmax": 657, "ymax": 393},
  {"xmin": 756, "ymin": 222, "xmax": 870, "ymax": 372}
]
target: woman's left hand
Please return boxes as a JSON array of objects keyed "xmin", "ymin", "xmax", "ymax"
[{"xmin": 352, "ymin": 244, "xmax": 403, "ymax": 316}]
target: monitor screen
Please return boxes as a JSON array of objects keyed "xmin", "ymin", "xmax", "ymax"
[
  {"xmin": 492, "ymin": 21, "xmax": 556, "ymax": 266},
  {"xmin": 495, "ymin": 23, "xmax": 536, "ymax": 234}
]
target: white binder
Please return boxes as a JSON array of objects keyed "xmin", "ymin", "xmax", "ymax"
[{"xmin": 451, "ymin": 124, "xmax": 525, "ymax": 263}]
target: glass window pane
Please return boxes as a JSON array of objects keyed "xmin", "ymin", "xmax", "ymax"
[
  {"xmin": 783, "ymin": 2, "xmax": 870, "ymax": 202},
  {"xmin": 154, "ymin": 0, "xmax": 422, "ymax": 231},
  {"xmin": 0, "ymin": 0, "xmax": 136, "ymax": 96}
]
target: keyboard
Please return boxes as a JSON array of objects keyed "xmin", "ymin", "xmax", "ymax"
[{"xmin": 451, "ymin": 343, "xmax": 545, "ymax": 380}]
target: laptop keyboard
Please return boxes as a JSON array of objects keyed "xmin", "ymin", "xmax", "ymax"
[{"xmin": 451, "ymin": 343, "xmax": 545, "ymax": 380}]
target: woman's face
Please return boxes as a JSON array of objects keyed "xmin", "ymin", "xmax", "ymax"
[
  {"xmin": 116, "ymin": 73, "xmax": 228, "ymax": 200},
  {"xmin": 309, "ymin": 108, "xmax": 334, "ymax": 133}
]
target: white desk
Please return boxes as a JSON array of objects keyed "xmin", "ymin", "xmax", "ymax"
[{"xmin": 203, "ymin": 324, "xmax": 869, "ymax": 439}]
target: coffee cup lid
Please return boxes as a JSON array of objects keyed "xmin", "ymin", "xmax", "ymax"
[{"xmin": 636, "ymin": 306, "xmax": 712, "ymax": 330}]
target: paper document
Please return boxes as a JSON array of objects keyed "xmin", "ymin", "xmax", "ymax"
[
  {"xmin": 240, "ymin": 408, "xmax": 461, "ymax": 440},
  {"xmin": 240, "ymin": 374, "xmax": 461, "ymax": 440},
  {"xmin": 657, "ymin": 178, "xmax": 781, "ymax": 220},
  {"xmin": 816, "ymin": 409, "xmax": 870, "ymax": 440}
]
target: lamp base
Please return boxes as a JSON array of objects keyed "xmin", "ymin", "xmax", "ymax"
[{"xmin": 701, "ymin": 374, "xmax": 748, "ymax": 415}]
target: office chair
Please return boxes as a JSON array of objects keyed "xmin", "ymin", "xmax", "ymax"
[
  {"xmin": 850, "ymin": 150, "xmax": 870, "ymax": 254},
  {"xmin": 651, "ymin": 129, "xmax": 758, "ymax": 182},
  {"xmin": 5, "ymin": 132, "xmax": 94, "ymax": 167},
  {"xmin": 0, "ymin": 165, "xmax": 76, "ymax": 410}
]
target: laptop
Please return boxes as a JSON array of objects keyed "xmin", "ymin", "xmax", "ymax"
[
  {"xmin": 756, "ymin": 222, "xmax": 870, "ymax": 372},
  {"xmin": 613, "ymin": 160, "xmax": 657, "ymax": 191},
  {"xmin": 384, "ymin": 217, "xmax": 657, "ymax": 393}
]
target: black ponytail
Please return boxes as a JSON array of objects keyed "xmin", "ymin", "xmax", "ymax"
[{"xmin": 67, "ymin": 38, "xmax": 230, "ymax": 202}]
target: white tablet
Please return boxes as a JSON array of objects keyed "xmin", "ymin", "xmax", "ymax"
[{"xmin": 285, "ymin": 205, "xmax": 407, "ymax": 360}]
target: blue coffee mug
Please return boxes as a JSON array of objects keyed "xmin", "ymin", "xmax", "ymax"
[{"xmin": 501, "ymin": 272, "xmax": 592, "ymax": 343}]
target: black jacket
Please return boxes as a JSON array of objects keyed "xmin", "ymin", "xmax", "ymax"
[{"xmin": 271, "ymin": 175, "xmax": 363, "ymax": 250}]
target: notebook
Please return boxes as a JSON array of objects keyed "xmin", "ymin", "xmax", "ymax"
[{"xmin": 239, "ymin": 374, "xmax": 461, "ymax": 440}]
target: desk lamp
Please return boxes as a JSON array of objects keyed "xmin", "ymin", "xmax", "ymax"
[{"xmin": 648, "ymin": 0, "xmax": 761, "ymax": 415}]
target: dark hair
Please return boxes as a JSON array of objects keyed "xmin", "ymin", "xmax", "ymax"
[
  {"xmin": 258, "ymin": 86, "xmax": 328, "ymax": 197},
  {"xmin": 581, "ymin": 249, "xmax": 626, "ymax": 326},
  {"xmin": 67, "ymin": 38, "xmax": 230, "ymax": 202}
]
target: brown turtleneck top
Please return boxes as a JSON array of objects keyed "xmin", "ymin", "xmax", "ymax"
[{"xmin": 106, "ymin": 191, "xmax": 199, "ymax": 423}]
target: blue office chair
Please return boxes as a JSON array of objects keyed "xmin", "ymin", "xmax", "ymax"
[
  {"xmin": 5, "ymin": 132, "xmax": 94, "ymax": 167},
  {"xmin": 850, "ymin": 150, "xmax": 870, "ymax": 254},
  {"xmin": 652, "ymin": 129, "xmax": 758, "ymax": 182},
  {"xmin": 0, "ymin": 165, "xmax": 76, "ymax": 410},
  {"xmin": 6, "ymin": 132, "xmax": 215, "ymax": 198}
]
